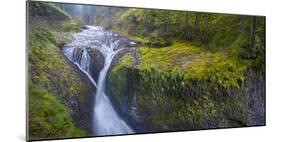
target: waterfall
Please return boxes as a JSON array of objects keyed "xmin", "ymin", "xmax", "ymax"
[
  {"xmin": 80, "ymin": 48, "xmax": 90, "ymax": 72},
  {"xmin": 63, "ymin": 26, "xmax": 134, "ymax": 136},
  {"xmin": 63, "ymin": 46, "xmax": 97, "ymax": 88}
]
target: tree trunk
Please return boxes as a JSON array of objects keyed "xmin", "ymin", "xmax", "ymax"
[
  {"xmin": 194, "ymin": 14, "xmax": 200, "ymax": 32},
  {"xmin": 163, "ymin": 12, "xmax": 169, "ymax": 38},
  {"xmin": 249, "ymin": 16, "xmax": 257, "ymax": 48},
  {"xmin": 203, "ymin": 14, "xmax": 209, "ymax": 42},
  {"xmin": 239, "ymin": 16, "xmax": 244, "ymax": 33},
  {"xmin": 184, "ymin": 12, "xmax": 191, "ymax": 40},
  {"xmin": 194, "ymin": 14, "xmax": 203, "ymax": 42},
  {"xmin": 205, "ymin": 14, "xmax": 208, "ymax": 33}
]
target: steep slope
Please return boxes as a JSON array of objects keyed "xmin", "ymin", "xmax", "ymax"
[{"xmin": 28, "ymin": 2, "xmax": 94, "ymax": 140}]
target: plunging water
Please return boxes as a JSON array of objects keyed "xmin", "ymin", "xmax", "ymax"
[{"xmin": 63, "ymin": 25, "xmax": 134, "ymax": 136}]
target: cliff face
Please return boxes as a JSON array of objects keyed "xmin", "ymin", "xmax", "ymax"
[
  {"xmin": 107, "ymin": 49, "xmax": 265, "ymax": 132},
  {"xmin": 28, "ymin": 2, "xmax": 94, "ymax": 139},
  {"xmin": 242, "ymin": 69, "xmax": 265, "ymax": 125},
  {"xmin": 69, "ymin": 47, "xmax": 104, "ymax": 83},
  {"xmin": 104, "ymin": 9, "xmax": 265, "ymax": 132}
]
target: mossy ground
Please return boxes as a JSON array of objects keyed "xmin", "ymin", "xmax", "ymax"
[
  {"xmin": 28, "ymin": 1, "xmax": 87, "ymax": 140},
  {"xmin": 29, "ymin": 26, "xmax": 85, "ymax": 104},
  {"xmin": 28, "ymin": 24, "xmax": 88, "ymax": 140},
  {"xmin": 114, "ymin": 40, "xmax": 249, "ymax": 89},
  {"xmin": 29, "ymin": 83, "xmax": 87, "ymax": 140}
]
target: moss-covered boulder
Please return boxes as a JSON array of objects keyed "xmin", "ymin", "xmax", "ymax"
[{"xmin": 107, "ymin": 41, "xmax": 265, "ymax": 132}]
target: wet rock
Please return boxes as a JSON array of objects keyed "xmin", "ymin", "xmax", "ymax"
[
  {"xmin": 242, "ymin": 69, "xmax": 265, "ymax": 125},
  {"xmin": 107, "ymin": 65, "xmax": 265, "ymax": 132},
  {"xmin": 63, "ymin": 54, "xmax": 96, "ymax": 134},
  {"xmin": 87, "ymin": 48, "xmax": 105, "ymax": 82},
  {"xmin": 72, "ymin": 47, "xmax": 84, "ymax": 63},
  {"xmin": 111, "ymin": 48, "xmax": 130, "ymax": 66},
  {"xmin": 82, "ymin": 25, "xmax": 89, "ymax": 29}
]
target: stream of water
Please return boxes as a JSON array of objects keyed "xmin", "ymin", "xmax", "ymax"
[{"xmin": 63, "ymin": 25, "xmax": 134, "ymax": 136}]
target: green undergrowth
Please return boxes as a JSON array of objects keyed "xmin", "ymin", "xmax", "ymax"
[
  {"xmin": 29, "ymin": 83, "xmax": 87, "ymax": 140},
  {"xmin": 29, "ymin": 27, "xmax": 86, "ymax": 103},
  {"xmin": 114, "ymin": 40, "xmax": 249, "ymax": 88},
  {"xmin": 115, "ymin": 9, "xmax": 265, "ymax": 71},
  {"xmin": 28, "ymin": 1, "xmax": 87, "ymax": 140},
  {"xmin": 28, "ymin": 25, "xmax": 87, "ymax": 140}
]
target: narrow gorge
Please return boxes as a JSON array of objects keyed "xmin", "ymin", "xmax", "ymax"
[
  {"xmin": 28, "ymin": 1, "xmax": 265, "ymax": 140},
  {"xmin": 63, "ymin": 26, "xmax": 135, "ymax": 136}
]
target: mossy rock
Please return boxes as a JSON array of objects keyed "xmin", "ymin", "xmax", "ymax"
[{"xmin": 28, "ymin": 2, "xmax": 91, "ymax": 139}]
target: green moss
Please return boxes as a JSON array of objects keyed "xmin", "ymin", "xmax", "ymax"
[
  {"xmin": 29, "ymin": 27, "xmax": 87, "ymax": 139},
  {"xmin": 109, "ymin": 55, "xmax": 135, "ymax": 107},
  {"xmin": 138, "ymin": 41, "xmax": 248, "ymax": 88},
  {"xmin": 109, "ymin": 63, "xmax": 247, "ymax": 130},
  {"xmin": 28, "ymin": 2, "xmax": 88, "ymax": 139},
  {"xmin": 116, "ymin": 9, "xmax": 265, "ymax": 68},
  {"xmin": 61, "ymin": 20, "xmax": 81, "ymax": 32},
  {"xmin": 117, "ymin": 55, "xmax": 134, "ymax": 67},
  {"xmin": 108, "ymin": 7, "xmax": 264, "ymax": 132},
  {"xmin": 29, "ymin": 27, "xmax": 86, "ymax": 100},
  {"xmin": 128, "ymin": 34, "xmax": 152, "ymax": 44},
  {"xmin": 29, "ymin": 83, "xmax": 87, "ymax": 140},
  {"xmin": 109, "ymin": 41, "xmax": 250, "ymax": 131},
  {"xmin": 138, "ymin": 42, "xmax": 199, "ymax": 70}
]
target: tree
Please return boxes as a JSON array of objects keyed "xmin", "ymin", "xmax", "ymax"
[
  {"xmin": 204, "ymin": 14, "xmax": 209, "ymax": 33},
  {"xmin": 163, "ymin": 11, "xmax": 169, "ymax": 38},
  {"xmin": 239, "ymin": 15, "xmax": 244, "ymax": 33},
  {"xmin": 184, "ymin": 12, "xmax": 191, "ymax": 40},
  {"xmin": 194, "ymin": 13, "xmax": 200, "ymax": 33},
  {"xmin": 249, "ymin": 16, "xmax": 257, "ymax": 48},
  {"xmin": 202, "ymin": 14, "xmax": 209, "ymax": 42},
  {"xmin": 194, "ymin": 13, "xmax": 204, "ymax": 42}
]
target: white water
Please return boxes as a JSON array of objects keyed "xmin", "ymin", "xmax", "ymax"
[{"xmin": 63, "ymin": 25, "xmax": 134, "ymax": 136}]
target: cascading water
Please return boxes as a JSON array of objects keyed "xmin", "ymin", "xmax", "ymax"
[
  {"xmin": 80, "ymin": 48, "xmax": 90, "ymax": 72},
  {"xmin": 63, "ymin": 25, "xmax": 134, "ymax": 136}
]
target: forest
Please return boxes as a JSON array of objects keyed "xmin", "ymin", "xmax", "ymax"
[{"xmin": 28, "ymin": 1, "xmax": 265, "ymax": 140}]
